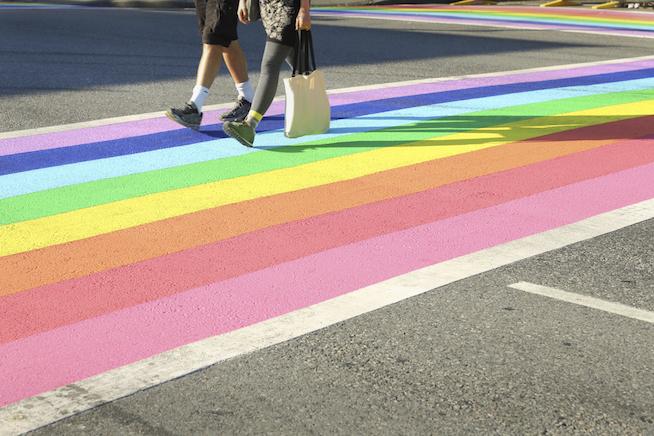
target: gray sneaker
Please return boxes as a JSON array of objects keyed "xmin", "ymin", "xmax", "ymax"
[
  {"xmin": 165, "ymin": 102, "xmax": 202, "ymax": 130},
  {"xmin": 223, "ymin": 120, "xmax": 256, "ymax": 147},
  {"xmin": 220, "ymin": 97, "xmax": 251, "ymax": 122}
]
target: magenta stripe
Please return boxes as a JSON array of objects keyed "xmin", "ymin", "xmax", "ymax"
[
  {"xmin": 2, "ymin": 58, "xmax": 654, "ymax": 156},
  {"xmin": 2, "ymin": 161, "xmax": 654, "ymax": 407}
]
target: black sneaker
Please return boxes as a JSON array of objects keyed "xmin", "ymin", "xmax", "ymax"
[
  {"xmin": 220, "ymin": 97, "xmax": 251, "ymax": 122},
  {"xmin": 165, "ymin": 102, "xmax": 202, "ymax": 130}
]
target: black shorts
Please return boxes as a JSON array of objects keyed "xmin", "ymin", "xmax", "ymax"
[{"xmin": 194, "ymin": 0, "xmax": 239, "ymax": 46}]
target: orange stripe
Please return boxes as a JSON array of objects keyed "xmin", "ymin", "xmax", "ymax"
[{"xmin": 2, "ymin": 116, "xmax": 651, "ymax": 296}]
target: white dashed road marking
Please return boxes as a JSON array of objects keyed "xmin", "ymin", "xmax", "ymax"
[{"xmin": 509, "ymin": 281, "xmax": 654, "ymax": 324}]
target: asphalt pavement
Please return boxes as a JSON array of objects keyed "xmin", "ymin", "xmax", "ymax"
[
  {"xmin": 2, "ymin": 7, "xmax": 654, "ymax": 132},
  {"xmin": 1, "ymin": 5, "xmax": 653, "ymax": 435}
]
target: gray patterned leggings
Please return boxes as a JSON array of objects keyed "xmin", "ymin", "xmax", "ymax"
[{"xmin": 251, "ymin": 41, "xmax": 295, "ymax": 118}]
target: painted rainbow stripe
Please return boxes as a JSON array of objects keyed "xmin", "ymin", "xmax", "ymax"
[
  {"xmin": 1, "ymin": 57, "xmax": 654, "ymax": 410},
  {"xmin": 313, "ymin": 5, "xmax": 654, "ymax": 38}
]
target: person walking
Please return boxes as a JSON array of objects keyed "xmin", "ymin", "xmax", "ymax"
[
  {"xmin": 221, "ymin": 0, "xmax": 311, "ymax": 146},
  {"xmin": 166, "ymin": 0, "xmax": 255, "ymax": 129}
]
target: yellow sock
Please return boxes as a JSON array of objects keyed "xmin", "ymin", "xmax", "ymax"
[{"xmin": 246, "ymin": 110, "xmax": 263, "ymax": 128}]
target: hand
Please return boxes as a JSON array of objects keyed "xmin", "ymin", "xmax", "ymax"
[
  {"xmin": 295, "ymin": 8, "xmax": 311, "ymax": 30},
  {"xmin": 238, "ymin": 0, "xmax": 250, "ymax": 24}
]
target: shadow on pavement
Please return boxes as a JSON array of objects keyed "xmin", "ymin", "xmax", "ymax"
[
  {"xmin": 0, "ymin": 8, "xmax": 598, "ymax": 98},
  {"xmin": 219, "ymin": 114, "xmax": 642, "ymax": 152}
]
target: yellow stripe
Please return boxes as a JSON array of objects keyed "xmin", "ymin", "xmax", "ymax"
[{"xmin": 1, "ymin": 99, "xmax": 651, "ymax": 257}]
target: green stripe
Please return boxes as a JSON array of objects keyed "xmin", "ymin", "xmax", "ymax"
[{"xmin": 1, "ymin": 89, "xmax": 653, "ymax": 225}]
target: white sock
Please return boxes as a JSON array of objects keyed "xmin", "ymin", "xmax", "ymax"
[
  {"xmin": 189, "ymin": 85, "xmax": 209, "ymax": 113},
  {"xmin": 236, "ymin": 81, "xmax": 254, "ymax": 102}
]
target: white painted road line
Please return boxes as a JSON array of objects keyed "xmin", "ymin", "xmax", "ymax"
[
  {"xmin": 2, "ymin": 198, "xmax": 654, "ymax": 435},
  {"xmin": 508, "ymin": 282, "xmax": 654, "ymax": 324}
]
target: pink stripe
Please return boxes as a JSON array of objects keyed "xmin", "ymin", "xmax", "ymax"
[
  {"xmin": 2, "ymin": 158, "xmax": 654, "ymax": 407},
  {"xmin": 2, "ymin": 137, "xmax": 653, "ymax": 344},
  {"xmin": 2, "ymin": 58, "xmax": 654, "ymax": 155}
]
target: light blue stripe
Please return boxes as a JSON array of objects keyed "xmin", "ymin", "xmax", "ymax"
[{"xmin": 2, "ymin": 77, "xmax": 654, "ymax": 199}]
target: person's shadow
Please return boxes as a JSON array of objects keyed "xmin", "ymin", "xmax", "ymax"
[{"xmin": 199, "ymin": 113, "xmax": 627, "ymax": 154}]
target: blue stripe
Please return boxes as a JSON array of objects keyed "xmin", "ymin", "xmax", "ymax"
[{"xmin": 2, "ymin": 67, "xmax": 654, "ymax": 176}]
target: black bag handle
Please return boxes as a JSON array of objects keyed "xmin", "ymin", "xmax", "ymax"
[{"xmin": 292, "ymin": 30, "xmax": 317, "ymax": 77}]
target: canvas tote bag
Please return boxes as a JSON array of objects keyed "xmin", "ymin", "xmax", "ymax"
[{"xmin": 283, "ymin": 30, "xmax": 330, "ymax": 138}]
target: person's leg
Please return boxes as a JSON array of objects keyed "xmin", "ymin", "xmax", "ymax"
[
  {"xmin": 165, "ymin": 42, "xmax": 225, "ymax": 129},
  {"xmin": 222, "ymin": 41, "xmax": 292, "ymax": 147},
  {"xmin": 223, "ymin": 41, "xmax": 253, "ymax": 100},
  {"xmin": 196, "ymin": 43, "xmax": 225, "ymax": 89},
  {"xmin": 167, "ymin": 0, "xmax": 251, "ymax": 128},
  {"xmin": 187, "ymin": 43, "xmax": 226, "ymax": 115},
  {"xmin": 247, "ymin": 41, "xmax": 294, "ymax": 127},
  {"xmin": 219, "ymin": 40, "xmax": 255, "ymax": 121},
  {"xmin": 223, "ymin": 0, "xmax": 299, "ymax": 145},
  {"xmin": 222, "ymin": 41, "xmax": 247, "ymax": 83}
]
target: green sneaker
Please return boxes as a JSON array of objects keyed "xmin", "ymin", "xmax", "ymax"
[{"xmin": 223, "ymin": 120, "xmax": 255, "ymax": 147}]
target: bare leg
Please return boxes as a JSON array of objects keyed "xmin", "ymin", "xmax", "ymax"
[
  {"xmin": 222, "ymin": 40, "xmax": 249, "ymax": 84},
  {"xmin": 196, "ymin": 43, "xmax": 225, "ymax": 88}
]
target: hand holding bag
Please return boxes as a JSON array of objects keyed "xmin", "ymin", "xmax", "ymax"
[
  {"xmin": 246, "ymin": 0, "xmax": 260, "ymax": 22},
  {"xmin": 283, "ymin": 30, "xmax": 331, "ymax": 138}
]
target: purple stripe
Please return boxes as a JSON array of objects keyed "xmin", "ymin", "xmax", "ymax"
[{"xmin": 2, "ymin": 58, "xmax": 654, "ymax": 156}]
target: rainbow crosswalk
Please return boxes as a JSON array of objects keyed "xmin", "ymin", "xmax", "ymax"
[
  {"xmin": 313, "ymin": 4, "xmax": 654, "ymax": 39},
  {"xmin": 2, "ymin": 56, "xmax": 654, "ymax": 430}
]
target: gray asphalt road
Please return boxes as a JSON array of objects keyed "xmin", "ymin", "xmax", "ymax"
[
  {"xmin": 1, "ymin": 7, "xmax": 654, "ymax": 132},
  {"xmin": 2, "ymin": 6, "xmax": 653, "ymax": 435}
]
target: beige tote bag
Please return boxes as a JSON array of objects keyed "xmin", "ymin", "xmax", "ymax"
[{"xmin": 283, "ymin": 31, "xmax": 330, "ymax": 138}]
